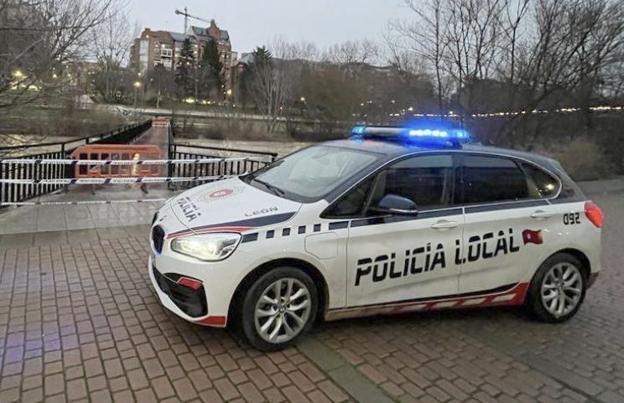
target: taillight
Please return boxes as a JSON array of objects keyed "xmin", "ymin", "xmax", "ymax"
[{"xmin": 584, "ymin": 201, "xmax": 604, "ymax": 228}]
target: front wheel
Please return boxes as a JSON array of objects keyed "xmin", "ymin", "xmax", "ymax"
[
  {"xmin": 527, "ymin": 253, "xmax": 587, "ymax": 323},
  {"xmin": 238, "ymin": 267, "xmax": 318, "ymax": 351}
]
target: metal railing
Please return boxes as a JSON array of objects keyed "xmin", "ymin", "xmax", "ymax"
[
  {"xmin": 0, "ymin": 120, "xmax": 152, "ymax": 205},
  {"xmin": 0, "ymin": 150, "xmax": 68, "ymax": 204},
  {"xmin": 0, "ymin": 121, "xmax": 279, "ymax": 206},
  {"xmin": 167, "ymin": 125, "xmax": 277, "ymax": 187},
  {"xmin": 0, "ymin": 120, "xmax": 152, "ymax": 157}
]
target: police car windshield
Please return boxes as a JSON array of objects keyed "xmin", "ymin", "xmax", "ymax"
[{"xmin": 244, "ymin": 145, "xmax": 381, "ymax": 202}]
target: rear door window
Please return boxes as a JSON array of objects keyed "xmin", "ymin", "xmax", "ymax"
[
  {"xmin": 521, "ymin": 162, "xmax": 560, "ymax": 198},
  {"xmin": 459, "ymin": 155, "xmax": 529, "ymax": 204}
]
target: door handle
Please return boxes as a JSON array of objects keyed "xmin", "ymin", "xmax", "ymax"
[
  {"xmin": 431, "ymin": 220, "xmax": 459, "ymax": 230},
  {"xmin": 530, "ymin": 210, "xmax": 554, "ymax": 219}
]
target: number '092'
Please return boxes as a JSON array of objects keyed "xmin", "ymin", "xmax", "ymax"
[{"xmin": 563, "ymin": 212, "xmax": 581, "ymax": 225}]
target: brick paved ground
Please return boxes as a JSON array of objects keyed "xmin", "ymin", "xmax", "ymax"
[
  {"xmin": 314, "ymin": 191, "xmax": 624, "ymax": 403},
  {"xmin": 1, "ymin": 190, "xmax": 623, "ymax": 402},
  {"xmin": 0, "ymin": 228, "xmax": 350, "ymax": 403}
]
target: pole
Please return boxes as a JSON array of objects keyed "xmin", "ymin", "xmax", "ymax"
[{"xmin": 184, "ymin": 6, "xmax": 188, "ymax": 32}]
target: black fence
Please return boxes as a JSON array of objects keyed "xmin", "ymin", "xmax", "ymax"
[
  {"xmin": 167, "ymin": 125, "xmax": 277, "ymax": 187},
  {"xmin": 0, "ymin": 120, "xmax": 152, "ymax": 205},
  {"xmin": 0, "ymin": 120, "xmax": 279, "ymax": 205}
]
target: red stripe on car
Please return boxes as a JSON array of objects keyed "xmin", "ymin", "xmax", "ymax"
[
  {"xmin": 195, "ymin": 316, "xmax": 227, "ymax": 327},
  {"xmin": 325, "ymin": 282, "xmax": 530, "ymax": 321},
  {"xmin": 176, "ymin": 277, "xmax": 203, "ymax": 290}
]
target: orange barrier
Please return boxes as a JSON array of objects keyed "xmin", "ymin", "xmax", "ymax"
[
  {"xmin": 152, "ymin": 117, "xmax": 170, "ymax": 128},
  {"xmin": 71, "ymin": 144, "xmax": 163, "ymax": 178}
]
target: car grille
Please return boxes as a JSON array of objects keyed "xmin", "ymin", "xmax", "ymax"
[
  {"xmin": 153, "ymin": 266, "xmax": 208, "ymax": 317},
  {"xmin": 152, "ymin": 225, "xmax": 164, "ymax": 254}
]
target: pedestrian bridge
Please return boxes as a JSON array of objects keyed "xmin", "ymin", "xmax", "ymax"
[{"xmin": 0, "ymin": 120, "xmax": 276, "ymax": 235}]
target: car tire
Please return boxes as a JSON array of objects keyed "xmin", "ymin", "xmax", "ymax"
[
  {"xmin": 238, "ymin": 267, "xmax": 318, "ymax": 351},
  {"xmin": 527, "ymin": 253, "xmax": 587, "ymax": 323}
]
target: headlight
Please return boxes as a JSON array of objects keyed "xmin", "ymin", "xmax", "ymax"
[{"xmin": 171, "ymin": 233, "xmax": 241, "ymax": 261}]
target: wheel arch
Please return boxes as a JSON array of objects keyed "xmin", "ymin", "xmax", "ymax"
[
  {"xmin": 227, "ymin": 258, "xmax": 330, "ymax": 325},
  {"xmin": 525, "ymin": 247, "xmax": 592, "ymax": 321},
  {"xmin": 535, "ymin": 248, "xmax": 591, "ymax": 282},
  {"xmin": 558, "ymin": 248, "xmax": 591, "ymax": 279}
]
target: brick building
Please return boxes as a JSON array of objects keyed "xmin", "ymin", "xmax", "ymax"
[{"xmin": 129, "ymin": 20, "xmax": 235, "ymax": 92}]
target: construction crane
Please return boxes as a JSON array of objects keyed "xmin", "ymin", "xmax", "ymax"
[{"xmin": 175, "ymin": 7, "xmax": 211, "ymax": 33}]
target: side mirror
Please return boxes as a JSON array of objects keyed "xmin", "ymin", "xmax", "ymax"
[{"xmin": 372, "ymin": 194, "xmax": 418, "ymax": 215}]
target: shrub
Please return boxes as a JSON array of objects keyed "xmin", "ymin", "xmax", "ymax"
[{"xmin": 553, "ymin": 138, "xmax": 613, "ymax": 181}]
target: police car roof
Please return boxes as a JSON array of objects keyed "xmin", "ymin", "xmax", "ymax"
[
  {"xmin": 319, "ymin": 137, "xmax": 583, "ymax": 203},
  {"xmin": 325, "ymin": 138, "xmax": 556, "ymax": 168}
]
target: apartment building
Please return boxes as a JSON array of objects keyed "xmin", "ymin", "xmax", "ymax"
[{"xmin": 129, "ymin": 20, "xmax": 234, "ymax": 89}]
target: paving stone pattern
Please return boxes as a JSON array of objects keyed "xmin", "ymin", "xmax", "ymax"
[
  {"xmin": 1, "ymin": 191, "xmax": 623, "ymax": 402},
  {"xmin": 0, "ymin": 230, "xmax": 350, "ymax": 403}
]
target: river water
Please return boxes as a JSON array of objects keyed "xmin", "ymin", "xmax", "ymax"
[
  {"xmin": 0, "ymin": 134, "xmax": 77, "ymax": 157},
  {"xmin": 179, "ymin": 138, "xmax": 310, "ymax": 157}
]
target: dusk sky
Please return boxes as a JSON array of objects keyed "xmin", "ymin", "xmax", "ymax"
[{"xmin": 127, "ymin": 0, "xmax": 408, "ymax": 54}]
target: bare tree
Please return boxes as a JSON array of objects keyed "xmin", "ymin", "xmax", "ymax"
[
  {"xmin": 245, "ymin": 39, "xmax": 313, "ymax": 133},
  {"xmin": 388, "ymin": 0, "xmax": 450, "ymax": 114},
  {"xmin": 389, "ymin": 0, "xmax": 624, "ymax": 147},
  {"xmin": 389, "ymin": 0, "xmax": 508, "ymax": 116},
  {"xmin": 91, "ymin": 3, "xmax": 137, "ymax": 102},
  {"xmin": 0, "ymin": 0, "xmax": 119, "ymax": 109},
  {"xmin": 323, "ymin": 39, "xmax": 380, "ymax": 65},
  {"xmin": 442, "ymin": 0, "xmax": 507, "ymax": 117},
  {"xmin": 506, "ymin": 0, "xmax": 624, "ymax": 146},
  {"xmin": 290, "ymin": 41, "xmax": 321, "ymax": 62}
]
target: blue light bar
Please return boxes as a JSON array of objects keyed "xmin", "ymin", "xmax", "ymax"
[
  {"xmin": 408, "ymin": 128, "xmax": 469, "ymax": 139},
  {"xmin": 352, "ymin": 126, "xmax": 366, "ymax": 135},
  {"xmin": 351, "ymin": 125, "xmax": 471, "ymax": 146}
]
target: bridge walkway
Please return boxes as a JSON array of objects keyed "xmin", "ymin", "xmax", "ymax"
[{"xmin": 0, "ymin": 126, "xmax": 178, "ymax": 235}]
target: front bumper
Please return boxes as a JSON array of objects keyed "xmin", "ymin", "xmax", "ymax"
[
  {"xmin": 148, "ymin": 254, "xmax": 228, "ymax": 327},
  {"xmin": 151, "ymin": 265, "xmax": 207, "ymax": 317}
]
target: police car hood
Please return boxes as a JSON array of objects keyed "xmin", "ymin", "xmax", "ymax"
[{"xmin": 168, "ymin": 177, "xmax": 301, "ymax": 236}]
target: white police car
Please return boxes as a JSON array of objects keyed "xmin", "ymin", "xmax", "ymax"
[{"xmin": 149, "ymin": 125, "xmax": 603, "ymax": 351}]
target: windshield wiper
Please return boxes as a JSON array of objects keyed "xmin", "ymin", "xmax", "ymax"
[{"xmin": 252, "ymin": 178, "xmax": 285, "ymax": 197}]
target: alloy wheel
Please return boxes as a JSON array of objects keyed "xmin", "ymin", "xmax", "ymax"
[
  {"xmin": 540, "ymin": 262, "xmax": 583, "ymax": 318},
  {"xmin": 254, "ymin": 278, "xmax": 312, "ymax": 344}
]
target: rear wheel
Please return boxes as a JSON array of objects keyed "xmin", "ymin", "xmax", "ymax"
[
  {"xmin": 239, "ymin": 267, "xmax": 318, "ymax": 351},
  {"xmin": 527, "ymin": 253, "xmax": 587, "ymax": 323}
]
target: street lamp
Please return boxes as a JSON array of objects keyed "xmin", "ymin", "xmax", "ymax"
[
  {"xmin": 299, "ymin": 96, "xmax": 306, "ymax": 115},
  {"xmin": 133, "ymin": 81, "xmax": 142, "ymax": 108},
  {"xmin": 13, "ymin": 69, "xmax": 24, "ymax": 79}
]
